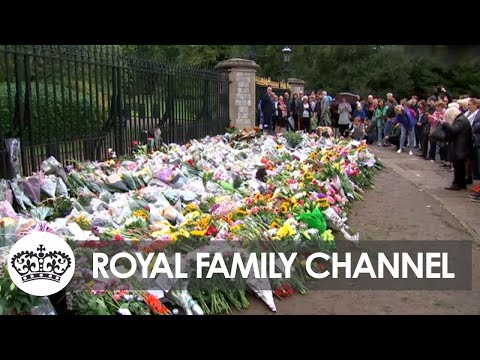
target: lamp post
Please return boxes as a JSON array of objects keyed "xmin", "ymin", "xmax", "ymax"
[{"xmin": 282, "ymin": 46, "xmax": 292, "ymax": 86}]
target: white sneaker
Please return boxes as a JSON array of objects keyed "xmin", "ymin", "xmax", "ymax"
[
  {"xmin": 397, "ymin": 149, "xmax": 402, "ymax": 154},
  {"xmin": 430, "ymin": 160, "xmax": 435, "ymax": 163},
  {"xmin": 409, "ymin": 151, "xmax": 413, "ymax": 156},
  {"xmin": 378, "ymin": 143, "xmax": 382, "ymax": 146}
]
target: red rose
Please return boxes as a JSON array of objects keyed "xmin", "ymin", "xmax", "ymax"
[{"xmin": 114, "ymin": 234, "xmax": 124, "ymax": 241}]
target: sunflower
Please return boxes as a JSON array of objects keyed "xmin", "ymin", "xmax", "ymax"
[
  {"xmin": 270, "ymin": 221, "xmax": 281, "ymax": 229},
  {"xmin": 280, "ymin": 202, "xmax": 290, "ymax": 213}
]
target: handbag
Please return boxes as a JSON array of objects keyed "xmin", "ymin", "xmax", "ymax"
[{"xmin": 429, "ymin": 123, "xmax": 446, "ymax": 142}]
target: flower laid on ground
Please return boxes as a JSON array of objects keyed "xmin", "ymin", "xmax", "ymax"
[{"xmin": 0, "ymin": 130, "xmax": 382, "ymax": 315}]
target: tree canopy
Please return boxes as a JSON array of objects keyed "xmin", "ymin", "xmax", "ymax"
[{"xmin": 120, "ymin": 45, "xmax": 480, "ymax": 99}]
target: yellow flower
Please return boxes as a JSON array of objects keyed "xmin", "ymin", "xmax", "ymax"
[
  {"xmin": 280, "ymin": 202, "xmax": 290, "ymax": 213},
  {"xmin": 175, "ymin": 228, "xmax": 190, "ymax": 239},
  {"xmin": 131, "ymin": 237, "xmax": 139, "ymax": 243},
  {"xmin": 227, "ymin": 213, "xmax": 233, "ymax": 221},
  {"xmin": 185, "ymin": 203, "xmax": 197, "ymax": 212},
  {"xmin": 277, "ymin": 223, "xmax": 296, "ymax": 238},
  {"xmin": 236, "ymin": 209, "xmax": 249, "ymax": 216},
  {"xmin": 321, "ymin": 229, "xmax": 335, "ymax": 242},
  {"xmin": 276, "ymin": 144, "xmax": 283, "ymax": 149},
  {"xmin": 170, "ymin": 233, "xmax": 178, "ymax": 242},
  {"xmin": 270, "ymin": 221, "xmax": 281, "ymax": 229},
  {"xmin": 300, "ymin": 259, "xmax": 307, "ymax": 267},
  {"xmin": 196, "ymin": 215, "xmax": 211, "ymax": 229},
  {"xmin": 231, "ymin": 225, "xmax": 241, "ymax": 233},
  {"xmin": 133, "ymin": 209, "xmax": 149, "ymax": 220},
  {"xmin": 298, "ymin": 182, "xmax": 305, "ymax": 189},
  {"xmin": 290, "ymin": 197, "xmax": 297, "ymax": 205},
  {"xmin": 191, "ymin": 229, "xmax": 207, "ymax": 236},
  {"xmin": 285, "ymin": 164, "xmax": 291, "ymax": 171},
  {"xmin": 253, "ymin": 193, "xmax": 261, "ymax": 201}
]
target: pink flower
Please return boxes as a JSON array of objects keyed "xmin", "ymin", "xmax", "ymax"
[
  {"xmin": 335, "ymin": 194, "xmax": 343, "ymax": 203},
  {"xmin": 327, "ymin": 196, "xmax": 336, "ymax": 205},
  {"xmin": 113, "ymin": 294, "xmax": 121, "ymax": 301}
]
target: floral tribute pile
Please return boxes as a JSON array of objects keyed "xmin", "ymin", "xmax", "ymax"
[{"xmin": 0, "ymin": 129, "xmax": 383, "ymax": 315}]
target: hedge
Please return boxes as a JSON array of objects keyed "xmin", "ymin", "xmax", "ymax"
[{"xmin": 0, "ymin": 82, "xmax": 107, "ymax": 145}]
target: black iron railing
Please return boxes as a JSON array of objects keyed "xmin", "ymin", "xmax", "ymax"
[{"xmin": 0, "ymin": 45, "xmax": 230, "ymax": 178}]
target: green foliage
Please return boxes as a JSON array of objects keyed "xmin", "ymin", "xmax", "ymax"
[
  {"xmin": 0, "ymin": 82, "xmax": 107, "ymax": 143},
  {"xmin": 121, "ymin": 45, "xmax": 480, "ymax": 99},
  {"xmin": 0, "ymin": 266, "xmax": 41, "ymax": 315},
  {"xmin": 284, "ymin": 131, "xmax": 303, "ymax": 148}
]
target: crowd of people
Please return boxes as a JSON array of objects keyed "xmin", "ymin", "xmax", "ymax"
[{"xmin": 258, "ymin": 86, "xmax": 480, "ymax": 202}]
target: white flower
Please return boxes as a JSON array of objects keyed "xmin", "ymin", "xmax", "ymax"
[{"xmin": 117, "ymin": 308, "xmax": 132, "ymax": 315}]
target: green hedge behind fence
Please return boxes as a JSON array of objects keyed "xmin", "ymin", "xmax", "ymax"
[{"xmin": 0, "ymin": 82, "xmax": 107, "ymax": 145}]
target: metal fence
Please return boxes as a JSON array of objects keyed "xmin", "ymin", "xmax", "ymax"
[{"xmin": 0, "ymin": 45, "xmax": 229, "ymax": 178}]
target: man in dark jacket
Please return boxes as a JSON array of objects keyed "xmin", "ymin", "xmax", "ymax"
[
  {"xmin": 260, "ymin": 87, "xmax": 274, "ymax": 132},
  {"xmin": 442, "ymin": 108, "xmax": 473, "ymax": 190}
]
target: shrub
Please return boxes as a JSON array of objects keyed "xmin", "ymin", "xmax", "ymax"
[{"xmin": 0, "ymin": 82, "xmax": 107, "ymax": 145}]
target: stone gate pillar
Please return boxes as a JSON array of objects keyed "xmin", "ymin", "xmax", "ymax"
[
  {"xmin": 215, "ymin": 58, "xmax": 259, "ymax": 129},
  {"xmin": 288, "ymin": 78, "xmax": 306, "ymax": 95}
]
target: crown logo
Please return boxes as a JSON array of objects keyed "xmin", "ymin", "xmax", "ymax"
[{"xmin": 10, "ymin": 244, "xmax": 72, "ymax": 283}]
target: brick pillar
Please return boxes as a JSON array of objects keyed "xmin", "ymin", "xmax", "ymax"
[
  {"xmin": 288, "ymin": 78, "xmax": 306, "ymax": 95},
  {"xmin": 215, "ymin": 58, "xmax": 259, "ymax": 129}
]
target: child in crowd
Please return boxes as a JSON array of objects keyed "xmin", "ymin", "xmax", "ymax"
[{"xmin": 348, "ymin": 117, "xmax": 366, "ymax": 140}]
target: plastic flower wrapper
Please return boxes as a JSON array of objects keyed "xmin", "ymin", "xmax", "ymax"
[
  {"xmin": 109, "ymin": 199, "xmax": 132, "ymax": 225},
  {"xmin": 120, "ymin": 171, "xmax": 137, "ymax": 191},
  {"xmin": 322, "ymin": 206, "xmax": 346, "ymax": 231},
  {"xmin": 9, "ymin": 179, "xmax": 34, "ymax": 210},
  {"xmin": 29, "ymin": 206, "xmax": 54, "ymax": 221},
  {"xmin": 0, "ymin": 200, "xmax": 17, "ymax": 219},
  {"xmin": 29, "ymin": 296, "xmax": 57, "ymax": 315},
  {"xmin": 168, "ymin": 289, "xmax": 204, "ymax": 315},
  {"xmin": 246, "ymin": 276, "xmax": 277, "ymax": 312},
  {"xmin": 0, "ymin": 217, "xmax": 18, "ymax": 247},
  {"xmin": 340, "ymin": 227, "xmax": 359, "ymax": 245},
  {"xmin": 184, "ymin": 177, "xmax": 206, "ymax": 196},
  {"xmin": 104, "ymin": 173, "xmax": 129, "ymax": 193},
  {"xmin": 40, "ymin": 156, "xmax": 69, "ymax": 185},
  {"xmin": 41, "ymin": 174, "xmax": 58, "ymax": 198},
  {"xmin": 295, "ymin": 207, "xmax": 327, "ymax": 234}
]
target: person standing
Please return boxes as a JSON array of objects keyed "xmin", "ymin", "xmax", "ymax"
[
  {"xmin": 320, "ymin": 91, "xmax": 331, "ymax": 126},
  {"xmin": 416, "ymin": 100, "xmax": 431, "ymax": 159},
  {"xmin": 295, "ymin": 91, "xmax": 305, "ymax": 130},
  {"xmin": 374, "ymin": 98, "xmax": 388, "ymax": 146},
  {"xmin": 277, "ymin": 95, "xmax": 288, "ymax": 134},
  {"xmin": 338, "ymin": 97, "xmax": 352, "ymax": 137},
  {"xmin": 289, "ymin": 93, "xmax": 299, "ymax": 131},
  {"xmin": 330, "ymin": 100, "xmax": 340, "ymax": 138},
  {"xmin": 464, "ymin": 98, "xmax": 480, "ymax": 183},
  {"xmin": 442, "ymin": 107, "xmax": 473, "ymax": 190},
  {"xmin": 300, "ymin": 95, "xmax": 313, "ymax": 133},
  {"xmin": 364, "ymin": 95, "xmax": 375, "ymax": 120},
  {"xmin": 260, "ymin": 87, "xmax": 274, "ymax": 133}
]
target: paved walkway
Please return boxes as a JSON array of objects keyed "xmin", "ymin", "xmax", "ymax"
[{"xmin": 371, "ymin": 145, "xmax": 480, "ymax": 244}]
